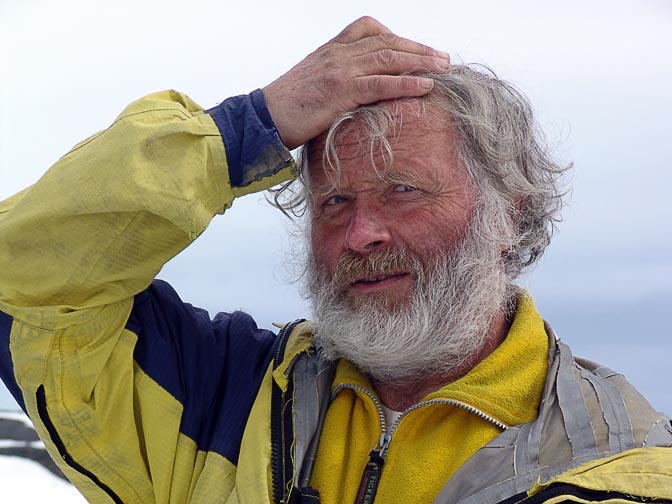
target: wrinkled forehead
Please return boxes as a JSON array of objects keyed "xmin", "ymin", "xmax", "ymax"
[{"xmin": 304, "ymin": 99, "xmax": 457, "ymax": 189}]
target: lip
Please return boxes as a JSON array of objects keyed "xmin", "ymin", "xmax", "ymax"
[{"xmin": 349, "ymin": 272, "xmax": 410, "ymax": 293}]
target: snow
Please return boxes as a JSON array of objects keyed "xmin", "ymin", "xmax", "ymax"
[
  {"xmin": 0, "ymin": 410, "xmax": 34, "ymax": 428},
  {"xmin": 0, "ymin": 410, "xmax": 87, "ymax": 502},
  {"xmin": 0, "ymin": 455, "xmax": 87, "ymax": 502},
  {"xmin": 0, "ymin": 440, "xmax": 43, "ymax": 449}
]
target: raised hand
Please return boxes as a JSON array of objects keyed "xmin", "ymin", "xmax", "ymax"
[{"xmin": 263, "ymin": 16, "xmax": 450, "ymax": 149}]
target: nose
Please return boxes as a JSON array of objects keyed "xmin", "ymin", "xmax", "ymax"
[{"xmin": 344, "ymin": 204, "xmax": 392, "ymax": 255}]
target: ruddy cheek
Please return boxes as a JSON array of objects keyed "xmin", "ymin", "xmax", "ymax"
[{"xmin": 310, "ymin": 231, "xmax": 340, "ymax": 273}]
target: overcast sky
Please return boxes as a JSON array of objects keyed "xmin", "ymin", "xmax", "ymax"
[{"xmin": 0, "ymin": 0, "xmax": 670, "ymax": 414}]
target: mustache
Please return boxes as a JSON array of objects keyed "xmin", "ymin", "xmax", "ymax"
[{"xmin": 327, "ymin": 249, "xmax": 423, "ymax": 295}]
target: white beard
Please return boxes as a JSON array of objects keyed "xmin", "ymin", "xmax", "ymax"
[{"xmin": 306, "ymin": 214, "xmax": 512, "ymax": 385}]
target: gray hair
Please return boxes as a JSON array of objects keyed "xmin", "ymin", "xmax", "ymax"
[{"xmin": 271, "ymin": 64, "xmax": 569, "ymax": 279}]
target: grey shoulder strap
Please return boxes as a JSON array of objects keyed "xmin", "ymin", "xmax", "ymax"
[
  {"xmin": 434, "ymin": 325, "xmax": 672, "ymax": 504},
  {"xmin": 291, "ymin": 346, "xmax": 335, "ymax": 490}
]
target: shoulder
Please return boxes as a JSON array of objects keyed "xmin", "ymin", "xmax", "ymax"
[
  {"xmin": 521, "ymin": 447, "xmax": 672, "ymax": 503},
  {"xmin": 551, "ymin": 337, "xmax": 671, "ymax": 450}
]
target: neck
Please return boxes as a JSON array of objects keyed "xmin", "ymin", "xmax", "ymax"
[{"xmin": 372, "ymin": 310, "xmax": 511, "ymax": 411}]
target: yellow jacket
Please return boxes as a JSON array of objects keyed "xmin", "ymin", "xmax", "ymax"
[{"xmin": 0, "ymin": 91, "xmax": 670, "ymax": 503}]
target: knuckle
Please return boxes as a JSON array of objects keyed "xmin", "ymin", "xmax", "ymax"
[
  {"xmin": 340, "ymin": 16, "xmax": 375, "ymax": 38},
  {"xmin": 400, "ymin": 76, "xmax": 419, "ymax": 92},
  {"xmin": 356, "ymin": 15, "xmax": 376, "ymax": 26},
  {"xmin": 376, "ymin": 48, "xmax": 398, "ymax": 67},
  {"xmin": 375, "ymin": 32, "xmax": 398, "ymax": 46},
  {"xmin": 361, "ymin": 76, "xmax": 384, "ymax": 96}
]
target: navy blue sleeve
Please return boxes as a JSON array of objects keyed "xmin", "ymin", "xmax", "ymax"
[
  {"xmin": 127, "ymin": 279, "xmax": 278, "ymax": 464},
  {"xmin": 0, "ymin": 311, "xmax": 27, "ymax": 412},
  {"xmin": 206, "ymin": 89, "xmax": 293, "ymax": 188}
]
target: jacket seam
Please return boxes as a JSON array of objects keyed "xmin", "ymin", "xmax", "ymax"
[
  {"xmin": 54, "ymin": 330, "xmax": 147, "ymax": 503},
  {"xmin": 36, "ymin": 385, "xmax": 126, "ymax": 503}
]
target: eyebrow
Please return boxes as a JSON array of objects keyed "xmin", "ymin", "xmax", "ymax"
[
  {"xmin": 379, "ymin": 168, "xmax": 422, "ymax": 187},
  {"xmin": 309, "ymin": 167, "xmax": 424, "ymax": 198}
]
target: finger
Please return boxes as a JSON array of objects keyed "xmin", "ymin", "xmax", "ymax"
[
  {"xmin": 350, "ymin": 32, "xmax": 450, "ymax": 59},
  {"xmin": 333, "ymin": 16, "xmax": 393, "ymax": 44},
  {"xmin": 352, "ymin": 75, "xmax": 436, "ymax": 104},
  {"xmin": 352, "ymin": 50, "xmax": 451, "ymax": 77}
]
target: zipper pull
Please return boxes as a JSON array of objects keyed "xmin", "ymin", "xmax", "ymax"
[{"xmin": 354, "ymin": 434, "xmax": 390, "ymax": 504}]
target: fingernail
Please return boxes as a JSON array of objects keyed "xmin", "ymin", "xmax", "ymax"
[
  {"xmin": 436, "ymin": 50, "xmax": 450, "ymax": 59},
  {"xmin": 439, "ymin": 58, "xmax": 451, "ymax": 69},
  {"xmin": 420, "ymin": 78, "xmax": 434, "ymax": 89}
]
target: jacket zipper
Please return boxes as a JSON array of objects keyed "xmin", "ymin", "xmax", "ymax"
[
  {"xmin": 333, "ymin": 383, "xmax": 389, "ymax": 504},
  {"xmin": 270, "ymin": 319, "xmax": 305, "ymax": 504},
  {"xmin": 332, "ymin": 383, "xmax": 509, "ymax": 504},
  {"xmin": 36, "ymin": 385, "xmax": 123, "ymax": 503}
]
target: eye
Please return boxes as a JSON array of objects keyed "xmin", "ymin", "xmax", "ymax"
[
  {"xmin": 393, "ymin": 184, "xmax": 417, "ymax": 193},
  {"xmin": 323, "ymin": 194, "xmax": 348, "ymax": 206}
]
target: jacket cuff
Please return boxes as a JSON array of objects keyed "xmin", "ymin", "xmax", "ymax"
[{"xmin": 207, "ymin": 89, "xmax": 293, "ymax": 188}]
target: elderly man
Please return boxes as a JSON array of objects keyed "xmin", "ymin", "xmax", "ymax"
[{"xmin": 0, "ymin": 17, "xmax": 670, "ymax": 504}]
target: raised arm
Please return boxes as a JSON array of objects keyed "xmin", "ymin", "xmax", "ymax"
[
  {"xmin": 0, "ymin": 17, "xmax": 448, "ymax": 503},
  {"xmin": 0, "ymin": 17, "xmax": 448, "ymax": 320}
]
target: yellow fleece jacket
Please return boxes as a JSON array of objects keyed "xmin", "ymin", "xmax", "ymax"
[{"xmin": 310, "ymin": 294, "xmax": 549, "ymax": 502}]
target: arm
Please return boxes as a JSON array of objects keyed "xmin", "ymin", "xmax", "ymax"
[
  {"xmin": 1, "ymin": 13, "xmax": 450, "ymax": 317},
  {"xmin": 0, "ymin": 17, "xmax": 449, "ymax": 503},
  {"xmin": 0, "ymin": 89, "xmax": 292, "ymax": 503},
  {"xmin": 0, "ymin": 90, "xmax": 288, "ymax": 320}
]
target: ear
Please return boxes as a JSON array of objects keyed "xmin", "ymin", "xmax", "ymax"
[{"xmin": 498, "ymin": 197, "xmax": 525, "ymax": 253}]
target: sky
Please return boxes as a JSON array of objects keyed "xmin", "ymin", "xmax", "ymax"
[{"xmin": 0, "ymin": 0, "xmax": 670, "ymax": 419}]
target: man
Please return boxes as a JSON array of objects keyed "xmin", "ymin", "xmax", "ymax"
[{"xmin": 0, "ymin": 16, "xmax": 670, "ymax": 504}]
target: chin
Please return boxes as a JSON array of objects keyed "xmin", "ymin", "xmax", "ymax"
[{"xmin": 346, "ymin": 291, "xmax": 413, "ymax": 313}]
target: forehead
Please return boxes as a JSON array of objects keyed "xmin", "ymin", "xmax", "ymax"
[{"xmin": 306, "ymin": 101, "xmax": 462, "ymax": 189}]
